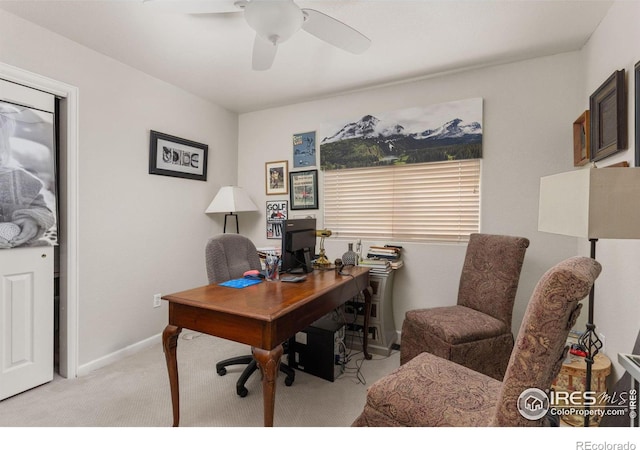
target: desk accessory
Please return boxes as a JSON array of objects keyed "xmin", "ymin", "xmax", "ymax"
[
  {"xmin": 314, "ymin": 229, "xmax": 332, "ymax": 268},
  {"xmin": 264, "ymin": 252, "xmax": 280, "ymax": 281},
  {"xmin": 219, "ymin": 278, "xmax": 263, "ymax": 289},
  {"xmin": 342, "ymin": 242, "xmax": 358, "ymax": 266}
]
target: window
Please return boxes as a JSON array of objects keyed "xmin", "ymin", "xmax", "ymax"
[{"xmin": 323, "ymin": 159, "xmax": 480, "ymax": 243}]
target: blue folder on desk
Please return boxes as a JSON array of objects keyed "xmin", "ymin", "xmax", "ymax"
[{"xmin": 219, "ymin": 278, "xmax": 263, "ymax": 289}]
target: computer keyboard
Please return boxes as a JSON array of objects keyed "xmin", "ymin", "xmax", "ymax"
[{"xmin": 280, "ymin": 275, "xmax": 307, "ymax": 283}]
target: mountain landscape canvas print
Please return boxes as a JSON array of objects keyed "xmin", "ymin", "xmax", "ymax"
[{"xmin": 319, "ymin": 98, "xmax": 483, "ymax": 170}]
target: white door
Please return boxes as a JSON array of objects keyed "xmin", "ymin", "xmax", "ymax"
[{"xmin": 0, "ymin": 246, "xmax": 53, "ymax": 400}]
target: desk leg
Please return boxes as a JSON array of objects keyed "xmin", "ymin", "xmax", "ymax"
[
  {"xmin": 162, "ymin": 325, "xmax": 182, "ymax": 427},
  {"xmin": 362, "ymin": 286, "xmax": 373, "ymax": 360},
  {"xmin": 253, "ymin": 345, "xmax": 283, "ymax": 427}
]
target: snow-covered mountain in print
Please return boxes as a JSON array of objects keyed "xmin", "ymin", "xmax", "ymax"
[
  {"xmin": 321, "ymin": 115, "xmax": 405, "ymax": 143},
  {"xmin": 321, "ymin": 115, "xmax": 481, "ymax": 144},
  {"xmin": 413, "ymin": 118, "xmax": 482, "ymax": 140},
  {"xmin": 319, "ymin": 98, "xmax": 483, "ymax": 170}
]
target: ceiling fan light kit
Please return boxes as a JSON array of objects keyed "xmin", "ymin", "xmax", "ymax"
[{"xmin": 243, "ymin": 0, "xmax": 304, "ymax": 45}]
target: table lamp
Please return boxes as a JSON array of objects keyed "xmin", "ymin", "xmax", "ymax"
[
  {"xmin": 538, "ymin": 166, "xmax": 640, "ymax": 426},
  {"xmin": 314, "ymin": 229, "xmax": 332, "ymax": 267},
  {"xmin": 205, "ymin": 186, "xmax": 258, "ymax": 233}
]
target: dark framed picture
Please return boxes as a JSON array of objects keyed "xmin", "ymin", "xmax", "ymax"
[
  {"xmin": 293, "ymin": 131, "xmax": 316, "ymax": 168},
  {"xmin": 635, "ymin": 61, "xmax": 640, "ymax": 167},
  {"xmin": 266, "ymin": 200, "xmax": 288, "ymax": 239},
  {"xmin": 573, "ymin": 110, "xmax": 590, "ymax": 166},
  {"xmin": 289, "ymin": 169, "xmax": 318, "ymax": 210},
  {"xmin": 265, "ymin": 160, "xmax": 288, "ymax": 195},
  {"xmin": 149, "ymin": 130, "xmax": 208, "ymax": 181},
  {"xmin": 589, "ymin": 69, "xmax": 627, "ymax": 162}
]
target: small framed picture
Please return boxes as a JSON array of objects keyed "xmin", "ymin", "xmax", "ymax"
[
  {"xmin": 266, "ymin": 200, "xmax": 288, "ymax": 239},
  {"xmin": 289, "ymin": 169, "xmax": 318, "ymax": 210},
  {"xmin": 573, "ymin": 110, "xmax": 590, "ymax": 166},
  {"xmin": 149, "ymin": 130, "xmax": 208, "ymax": 181},
  {"xmin": 589, "ymin": 69, "xmax": 627, "ymax": 162},
  {"xmin": 265, "ymin": 160, "xmax": 288, "ymax": 195},
  {"xmin": 293, "ymin": 131, "xmax": 316, "ymax": 168}
]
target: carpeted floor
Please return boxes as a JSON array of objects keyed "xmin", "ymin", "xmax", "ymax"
[{"xmin": 0, "ymin": 330, "xmax": 399, "ymax": 427}]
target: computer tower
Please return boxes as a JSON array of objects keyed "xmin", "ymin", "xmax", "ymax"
[{"xmin": 291, "ymin": 311, "xmax": 345, "ymax": 382}]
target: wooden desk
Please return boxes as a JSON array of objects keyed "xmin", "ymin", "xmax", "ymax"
[{"xmin": 161, "ymin": 266, "xmax": 371, "ymax": 427}]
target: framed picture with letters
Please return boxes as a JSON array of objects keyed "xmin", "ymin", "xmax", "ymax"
[{"xmin": 149, "ymin": 130, "xmax": 208, "ymax": 181}]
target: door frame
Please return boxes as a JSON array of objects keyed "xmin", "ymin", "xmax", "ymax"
[{"xmin": 0, "ymin": 62, "xmax": 79, "ymax": 378}]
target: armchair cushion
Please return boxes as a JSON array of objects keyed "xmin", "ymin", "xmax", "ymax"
[
  {"xmin": 405, "ymin": 305, "xmax": 510, "ymax": 345},
  {"xmin": 353, "ymin": 352, "xmax": 502, "ymax": 427}
]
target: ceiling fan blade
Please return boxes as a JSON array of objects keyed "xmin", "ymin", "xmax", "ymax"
[
  {"xmin": 301, "ymin": 8, "xmax": 371, "ymax": 54},
  {"xmin": 142, "ymin": 0, "xmax": 242, "ymax": 15},
  {"xmin": 252, "ymin": 34, "xmax": 278, "ymax": 71}
]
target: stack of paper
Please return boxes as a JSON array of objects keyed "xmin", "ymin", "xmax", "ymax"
[
  {"xmin": 366, "ymin": 245, "xmax": 402, "ymax": 260},
  {"xmin": 359, "ymin": 258, "xmax": 392, "ymax": 274}
]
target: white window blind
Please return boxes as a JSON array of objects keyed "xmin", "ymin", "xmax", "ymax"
[{"xmin": 323, "ymin": 159, "xmax": 481, "ymax": 243}]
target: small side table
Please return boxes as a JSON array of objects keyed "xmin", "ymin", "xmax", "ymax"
[{"xmin": 551, "ymin": 352, "xmax": 612, "ymax": 427}]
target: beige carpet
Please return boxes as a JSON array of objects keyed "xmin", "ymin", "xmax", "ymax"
[{"xmin": 0, "ymin": 330, "xmax": 399, "ymax": 427}]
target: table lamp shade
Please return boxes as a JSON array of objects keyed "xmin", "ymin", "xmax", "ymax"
[
  {"xmin": 205, "ymin": 186, "xmax": 258, "ymax": 214},
  {"xmin": 539, "ymin": 168, "xmax": 640, "ymax": 239}
]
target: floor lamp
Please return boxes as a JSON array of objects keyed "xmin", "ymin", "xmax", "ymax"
[
  {"xmin": 205, "ymin": 186, "xmax": 258, "ymax": 233},
  {"xmin": 538, "ymin": 167, "xmax": 640, "ymax": 426}
]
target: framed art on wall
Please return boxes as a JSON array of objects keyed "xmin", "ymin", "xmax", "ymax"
[
  {"xmin": 289, "ymin": 169, "xmax": 318, "ymax": 210},
  {"xmin": 266, "ymin": 200, "xmax": 288, "ymax": 239},
  {"xmin": 573, "ymin": 110, "xmax": 590, "ymax": 166},
  {"xmin": 149, "ymin": 130, "xmax": 208, "ymax": 181},
  {"xmin": 265, "ymin": 160, "xmax": 288, "ymax": 195},
  {"xmin": 293, "ymin": 131, "xmax": 316, "ymax": 168},
  {"xmin": 0, "ymin": 99, "xmax": 58, "ymax": 248},
  {"xmin": 589, "ymin": 69, "xmax": 627, "ymax": 162}
]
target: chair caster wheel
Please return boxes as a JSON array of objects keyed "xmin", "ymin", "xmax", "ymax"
[
  {"xmin": 237, "ymin": 387, "xmax": 248, "ymax": 398},
  {"xmin": 217, "ymin": 368, "xmax": 226, "ymax": 376},
  {"xmin": 285, "ymin": 376, "xmax": 294, "ymax": 387}
]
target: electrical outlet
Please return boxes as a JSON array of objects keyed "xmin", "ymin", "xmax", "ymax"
[
  {"xmin": 599, "ymin": 333, "xmax": 605, "ymax": 353},
  {"xmin": 153, "ymin": 293, "xmax": 162, "ymax": 308}
]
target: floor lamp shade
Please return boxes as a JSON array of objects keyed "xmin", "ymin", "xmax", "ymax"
[
  {"xmin": 538, "ymin": 166, "xmax": 640, "ymax": 426},
  {"xmin": 539, "ymin": 167, "xmax": 640, "ymax": 239},
  {"xmin": 205, "ymin": 186, "xmax": 258, "ymax": 233}
]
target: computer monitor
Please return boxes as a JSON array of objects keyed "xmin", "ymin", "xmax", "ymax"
[{"xmin": 281, "ymin": 218, "xmax": 316, "ymax": 274}]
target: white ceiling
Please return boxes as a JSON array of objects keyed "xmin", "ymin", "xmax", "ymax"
[{"xmin": 0, "ymin": 0, "xmax": 613, "ymax": 113}]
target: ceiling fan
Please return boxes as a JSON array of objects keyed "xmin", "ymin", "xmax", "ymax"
[{"xmin": 144, "ymin": 0, "xmax": 371, "ymax": 70}]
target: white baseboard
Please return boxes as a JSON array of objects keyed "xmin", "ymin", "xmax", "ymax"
[{"xmin": 77, "ymin": 333, "xmax": 162, "ymax": 377}]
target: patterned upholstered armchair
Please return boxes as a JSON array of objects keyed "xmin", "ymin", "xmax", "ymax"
[
  {"xmin": 400, "ymin": 233, "xmax": 530, "ymax": 380},
  {"xmin": 352, "ymin": 256, "xmax": 601, "ymax": 427}
]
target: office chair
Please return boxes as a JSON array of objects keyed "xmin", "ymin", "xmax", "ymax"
[{"xmin": 205, "ymin": 234, "xmax": 295, "ymax": 397}]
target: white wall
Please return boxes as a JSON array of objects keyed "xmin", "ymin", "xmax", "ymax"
[
  {"xmin": 0, "ymin": 10, "xmax": 238, "ymax": 370},
  {"xmin": 580, "ymin": 0, "xmax": 640, "ymax": 378},
  {"xmin": 238, "ymin": 52, "xmax": 583, "ymax": 344},
  {"xmin": 3, "ymin": 1, "xmax": 637, "ymax": 383}
]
